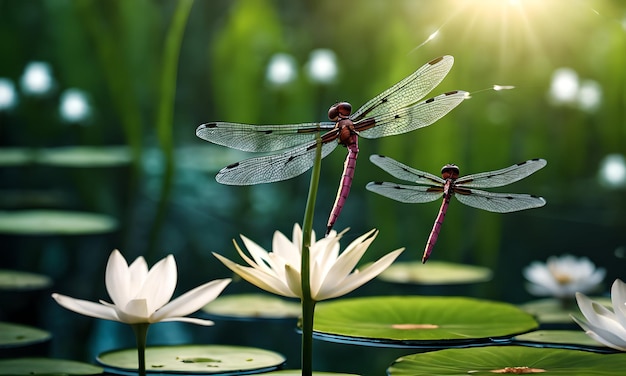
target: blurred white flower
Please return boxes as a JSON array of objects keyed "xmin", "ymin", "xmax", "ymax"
[
  {"xmin": 20, "ymin": 61, "xmax": 54, "ymax": 96},
  {"xmin": 266, "ymin": 53, "xmax": 297, "ymax": 86},
  {"xmin": 59, "ymin": 88, "xmax": 91, "ymax": 123},
  {"xmin": 572, "ymin": 279, "xmax": 626, "ymax": 351},
  {"xmin": 0, "ymin": 78, "xmax": 18, "ymax": 110},
  {"xmin": 305, "ymin": 49, "xmax": 338, "ymax": 84},
  {"xmin": 523, "ymin": 254, "xmax": 605, "ymax": 298},
  {"xmin": 213, "ymin": 224, "xmax": 403, "ymax": 301},
  {"xmin": 52, "ymin": 249, "xmax": 231, "ymax": 325}
]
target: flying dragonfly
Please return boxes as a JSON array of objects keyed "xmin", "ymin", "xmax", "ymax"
[
  {"xmin": 366, "ymin": 155, "xmax": 547, "ymax": 263},
  {"xmin": 196, "ymin": 55, "xmax": 468, "ymax": 235}
]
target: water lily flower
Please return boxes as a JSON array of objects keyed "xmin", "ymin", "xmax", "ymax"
[
  {"xmin": 523, "ymin": 254, "xmax": 605, "ymax": 298},
  {"xmin": 52, "ymin": 249, "xmax": 231, "ymax": 325},
  {"xmin": 572, "ymin": 279, "xmax": 626, "ymax": 351},
  {"xmin": 213, "ymin": 224, "xmax": 403, "ymax": 301}
]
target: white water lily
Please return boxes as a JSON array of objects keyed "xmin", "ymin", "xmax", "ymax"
[
  {"xmin": 572, "ymin": 279, "xmax": 626, "ymax": 351},
  {"xmin": 213, "ymin": 224, "xmax": 403, "ymax": 301},
  {"xmin": 52, "ymin": 249, "xmax": 231, "ymax": 325},
  {"xmin": 523, "ymin": 254, "xmax": 605, "ymax": 298}
]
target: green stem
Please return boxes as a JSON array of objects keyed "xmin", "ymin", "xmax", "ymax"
[
  {"xmin": 147, "ymin": 0, "xmax": 195, "ymax": 258},
  {"xmin": 131, "ymin": 323, "xmax": 150, "ymax": 376},
  {"xmin": 300, "ymin": 133, "xmax": 322, "ymax": 376}
]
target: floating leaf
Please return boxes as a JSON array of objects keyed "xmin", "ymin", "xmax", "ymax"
[
  {"xmin": 97, "ymin": 345, "xmax": 285, "ymax": 374},
  {"xmin": 0, "ymin": 210, "xmax": 117, "ymax": 235},
  {"xmin": 0, "ymin": 270, "xmax": 52, "ymax": 291},
  {"xmin": 0, "ymin": 148, "xmax": 35, "ymax": 167},
  {"xmin": 313, "ymin": 296, "xmax": 537, "ymax": 347},
  {"xmin": 0, "ymin": 322, "xmax": 51, "ymax": 348},
  {"xmin": 263, "ymin": 371, "xmax": 358, "ymax": 375},
  {"xmin": 513, "ymin": 330, "xmax": 614, "ymax": 351},
  {"xmin": 35, "ymin": 146, "xmax": 132, "ymax": 167},
  {"xmin": 387, "ymin": 346, "xmax": 626, "ymax": 375},
  {"xmin": 0, "ymin": 357, "xmax": 102, "ymax": 375},
  {"xmin": 519, "ymin": 298, "xmax": 611, "ymax": 325},
  {"xmin": 378, "ymin": 261, "xmax": 492, "ymax": 285},
  {"xmin": 202, "ymin": 294, "xmax": 300, "ymax": 319}
]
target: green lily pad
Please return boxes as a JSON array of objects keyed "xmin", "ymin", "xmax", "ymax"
[
  {"xmin": 97, "ymin": 345, "xmax": 285, "ymax": 374},
  {"xmin": 378, "ymin": 261, "xmax": 492, "ymax": 285},
  {"xmin": 202, "ymin": 294, "xmax": 301, "ymax": 319},
  {"xmin": 313, "ymin": 296, "xmax": 537, "ymax": 347},
  {"xmin": 0, "ymin": 357, "xmax": 102, "ymax": 375},
  {"xmin": 0, "ymin": 210, "xmax": 117, "ymax": 235},
  {"xmin": 513, "ymin": 330, "xmax": 612, "ymax": 351},
  {"xmin": 0, "ymin": 322, "xmax": 51, "ymax": 348},
  {"xmin": 0, "ymin": 269, "xmax": 52, "ymax": 291},
  {"xmin": 0, "ymin": 148, "xmax": 35, "ymax": 166},
  {"xmin": 35, "ymin": 146, "xmax": 132, "ymax": 167},
  {"xmin": 387, "ymin": 346, "xmax": 626, "ymax": 375},
  {"xmin": 519, "ymin": 298, "xmax": 611, "ymax": 325}
]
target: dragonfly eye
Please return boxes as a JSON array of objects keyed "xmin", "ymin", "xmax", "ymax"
[
  {"xmin": 441, "ymin": 164, "xmax": 460, "ymax": 179},
  {"xmin": 328, "ymin": 102, "xmax": 352, "ymax": 121}
]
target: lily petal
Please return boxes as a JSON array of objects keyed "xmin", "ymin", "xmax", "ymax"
[
  {"xmin": 152, "ymin": 278, "xmax": 231, "ymax": 322},
  {"xmin": 317, "ymin": 248, "xmax": 404, "ymax": 300},
  {"xmin": 136, "ymin": 255, "xmax": 177, "ymax": 314},
  {"xmin": 160, "ymin": 316, "xmax": 216, "ymax": 326},
  {"xmin": 105, "ymin": 249, "xmax": 132, "ymax": 308},
  {"xmin": 52, "ymin": 293, "xmax": 120, "ymax": 321},
  {"xmin": 213, "ymin": 253, "xmax": 296, "ymax": 297}
]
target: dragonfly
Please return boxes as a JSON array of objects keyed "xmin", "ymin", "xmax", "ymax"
[
  {"xmin": 196, "ymin": 55, "xmax": 468, "ymax": 235},
  {"xmin": 366, "ymin": 155, "xmax": 547, "ymax": 263}
]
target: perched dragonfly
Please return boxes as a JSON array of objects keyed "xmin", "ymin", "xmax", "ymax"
[
  {"xmin": 196, "ymin": 56, "xmax": 468, "ymax": 235},
  {"xmin": 366, "ymin": 155, "xmax": 547, "ymax": 263}
]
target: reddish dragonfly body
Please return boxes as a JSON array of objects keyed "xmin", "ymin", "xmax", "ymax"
[
  {"xmin": 366, "ymin": 155, "xmax": 547, "ymax": 262},
  {"xmin": 196, "ymin": 56, "xmax": 468, "ymax": 235}
]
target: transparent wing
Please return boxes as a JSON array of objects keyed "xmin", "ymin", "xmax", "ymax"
[
  {"xmin": 369, "ymin": 154, "xmax": 444, "ymax": 186},
  {"xmin": 456, "ymin": 159, "xmax": 547, "ymax": 188},
  {"xmin": 454, "ymin": 189, "xmax": 546, "ymax": 213},
  {"xmin": 196, "ymin": 121, "xmax": 336, "ymax": 152},
  {"xmin": 216, "ymin": 140, "xmax": 338, "ymax": 185},
  {"xmin": 351, "ymin": 55, "xmax": 455, "ymax": 120},
  {"xmin": 366, "ymin": 182, "xmax": 443, "ymax": 203},
  {"xmin": 356, "ymin": 90, "xmax": 467, "ymax": 139}
]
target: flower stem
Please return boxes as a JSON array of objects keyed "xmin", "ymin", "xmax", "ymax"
[
  {"xmin": 300, "ymin": 133, "xmax": 322, "ymax": 376},
  {"xmin": 131, "ymin": 323, "xmax": 150, "ymax": 376}
]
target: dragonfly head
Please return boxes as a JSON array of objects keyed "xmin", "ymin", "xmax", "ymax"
[
  {"xmin": 328, "ymin": 102, "xmax": 352, "ymax": 121},
  {"xmin": 441, "ymin": 164, "xmax": 460, "ymax": 180}
]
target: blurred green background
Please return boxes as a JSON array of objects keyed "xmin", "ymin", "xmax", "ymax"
[{"xmin": 1, "ymin": 0, "xmax": 625, "ymax": 371}]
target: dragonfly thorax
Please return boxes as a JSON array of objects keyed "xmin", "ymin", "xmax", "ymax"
[
  {"xmin": 441, "ymin": 164, "xmax": 460, "ymax": 180},
  {"xmin": 328, "ymin": 102, "xmax": 352, "ymax": 121}
]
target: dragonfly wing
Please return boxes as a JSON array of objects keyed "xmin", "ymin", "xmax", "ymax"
[
  {"xmin": 351, "ymin": 56, "xmax": 455, "ymax": 120},
  {"xmin": 216, "ymin": 140, "xmax": 338, "ymax": 185},
  {"xmin": 196, "ymin": 121, "xmax": 336, "ymax": 152},
  {"xmin": 454, "ymin": 189, "xmax": 546, "ymax": 213},
  {"xmin": 366, "ymin": 182, "xmax": 443, "ymax": 203},
  {"xmin": 456, "ymin": 159, "xmax": 547, "ymax": 188},
  {"xmin": 357, "ymin": 90, "xmax": 468, "ymax": 139},
  {"xmin": 369, "ymin": 154, "xmax": 444, "ymax": 185}
]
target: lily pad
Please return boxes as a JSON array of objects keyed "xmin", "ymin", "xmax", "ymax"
[
  {"xmin": 0, "ymin": 269, "xmax": 52, "ymax": 291},
  {"xmin": 0, "ymin": 210, "xmax": 118, "ymax": 235},
  {"xmin": 0, "ymin": 322, "xmax": 51, "ymax": 348},
  {"xmin": 35, "ymin": 146, "xmax": 132, "ymax": 167},
  {"xmin": 313, "ymin": 296, "xmax": 537, "ymax": 347},
  {"xmin": 97, "ymin": 345, "xmax": 285, "ymax": 374},
  {"xmin": 0, "ymin": 357, "xmax": 102, "ymax": 375},
  {"xmin": 387, "ymin": 346, "xmax": 626, "ymax": 375},
  {"xmin": 519, "ymin": 298, "xmax": 611, "ymax": 325},
  {"xmin": 513, "ymin": 330, "xmax": 613, "ymax": 351},
  {"xmin": 202, "ymin": 294, "xmax": 301, "ymax": 320},
  {"xmin": 378, "ymin": 261, "xmax": 492, "ymax": 285},
  {"xmin": 0, "ymin": 148, "xmax": 35, "ymax": 166}
]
